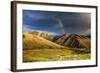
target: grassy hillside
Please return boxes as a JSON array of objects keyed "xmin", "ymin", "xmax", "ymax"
[
  {"xmin": 77, "ymin": 38, "xmax": 90, "ymax": 49},
  {"xmin": 23, "ymin": 32, "xmax": 70, "ymax": 50},
  {"xmin": 23, "ymin": 32, "xmax": 90, "ymax": 62},
  {"xmin": 23, "ymin": 49, "xmax": 90, "ymax": 62}
]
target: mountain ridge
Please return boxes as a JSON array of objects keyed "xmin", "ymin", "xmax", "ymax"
[{"xmin": 52, "ymin": 33, "xmax": 91, "ymax": 52}]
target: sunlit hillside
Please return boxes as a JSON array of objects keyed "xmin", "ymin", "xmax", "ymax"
[
  {"xmin": 23, "ymin": 32, "xmax": 69, "ymax": 50},
  {"xmin": 23, "ymin": 32, "xmax": 91, "ymax": 62}
]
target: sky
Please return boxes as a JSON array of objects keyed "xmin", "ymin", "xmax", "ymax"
[{"xmin": 23, "ymin": 10, "xmax": 91, "ymax": 35}]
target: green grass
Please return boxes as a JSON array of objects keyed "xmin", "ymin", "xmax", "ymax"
[{"xmin": 23, "ymin": 48, "xmax": 90, "ymax": 62}]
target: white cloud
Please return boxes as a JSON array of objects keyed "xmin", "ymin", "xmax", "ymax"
[
  {"xmin": 23, "ymin": 25, "xmax": 33, "ymax": 32},
  {"xmin": 78, "ymin": 29, "xmax": 90, "ymax": 35}
]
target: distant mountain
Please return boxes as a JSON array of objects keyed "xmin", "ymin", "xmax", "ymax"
[
  {"xmin": 26, "ymin": 31, "xmax": 54, "ymax": 41},
  {"xmin": 52, "ymin": 33, "xmax": 91, "ymax": 52}
]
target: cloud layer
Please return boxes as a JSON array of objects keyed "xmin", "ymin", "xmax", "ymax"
[{"xmin": 23, "ymin": 10, "xmax": 91, "ymax": 35}]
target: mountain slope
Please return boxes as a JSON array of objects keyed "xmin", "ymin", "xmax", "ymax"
[
  {"xmin": 52, "ymin": 33, "xmax": 91, "ymax": 52},
  {"xmin": 23, "ymin": 32, "xmax": 70, "ymax": 50},
  {"xmin": 23, "ymin": 32, "xmax": 91, "ymax": 62}
]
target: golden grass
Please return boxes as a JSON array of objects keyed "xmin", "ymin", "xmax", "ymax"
[
  {"xmin": 23, "ymin": 32, "xmax": 66, "ymax": 50},
  {"xmin": 78, "ymin": 38, "xmax": 91, "ymax": 49},
  {"xmin": 23, "ymin": 49, "xmax": 90, "ymax": 62},
  {"xmin": 23, "ymin": 32, "xmax": 91, "ymax": 62}
]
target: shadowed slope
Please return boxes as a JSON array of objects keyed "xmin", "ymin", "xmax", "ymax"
[{"xmin": 52, "ymin": 33, "xmax": 91, "ymax": 50}]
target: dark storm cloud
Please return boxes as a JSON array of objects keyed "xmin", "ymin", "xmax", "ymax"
[{"xmin": 23, "ymin": 10, "xmax": 91, "ymax": 35}]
